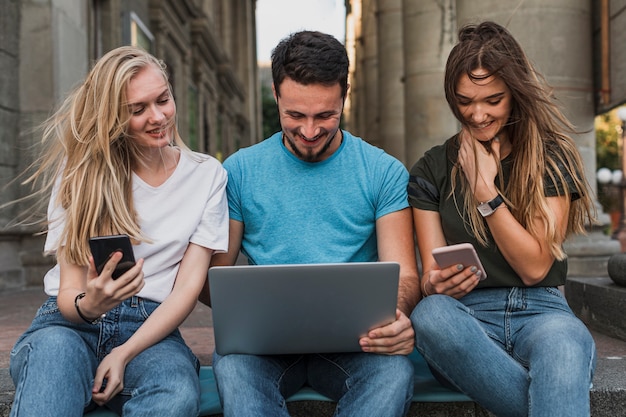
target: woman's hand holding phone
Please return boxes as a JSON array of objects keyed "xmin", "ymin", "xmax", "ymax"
[
  {"xmin": 89, "ymin": 235, "xmax": 136, "ymax": 279},
  {"xmin": 432, "ymin": 243, "xmax": 486, "ymax": 280},
  {"xmin": 79, "ymin": 236, "xmax": 146, "ymax": 318},
  {"xmin": 424, "ymin": 243, "xmax": 485, "ymax": 299}
]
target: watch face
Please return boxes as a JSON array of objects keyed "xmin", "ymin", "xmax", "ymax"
[{"xmin": 477, "ymin": 203, "xmax": 493, "ymax": 217}]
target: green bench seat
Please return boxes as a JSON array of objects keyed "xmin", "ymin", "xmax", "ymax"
[{"xmin": 84, "ymin": 349, "xmax": 471, "ymax": 416}]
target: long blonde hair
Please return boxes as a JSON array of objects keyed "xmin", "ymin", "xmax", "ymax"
[
  {"xmin": 445, "ymin": 22, "xmax": 596, "ymax": 260},
  {"xmin": 21, "ymin": 46, "xmax": 188, "ymax": 265}
]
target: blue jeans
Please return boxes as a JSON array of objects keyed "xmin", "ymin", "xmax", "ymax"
[
  {"xmin": 212, "ymin": 351, "xmax": 414, "ymax": 417},
  {"xmin": 411, "ymin": 287, "xmax": 596, "ymax": 417},
  {"xmin": 10, "ymin": 296, "xmax": 200, "ymax": 417}
]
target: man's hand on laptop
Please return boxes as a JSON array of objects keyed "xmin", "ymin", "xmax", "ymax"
[{"xmin": 358, "ymin": 309, "xmax": 415, "ymax": 355}]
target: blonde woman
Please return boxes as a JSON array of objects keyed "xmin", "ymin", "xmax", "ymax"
[
  {"xmin": 408, "ymin": 22, "xmax": 596, "ymax": 416},
  {"xmin": 9, "ymin": 46, "xmax": 228, "ymax": 416}
]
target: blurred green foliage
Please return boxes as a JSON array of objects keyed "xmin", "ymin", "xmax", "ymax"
[
  {"xmin": 261, "ymin": 83, "xmax": 281, "ymax": 139},
  {"xmin": 596, "ymin": 108, "xmax": 623, "ymax": 213}
]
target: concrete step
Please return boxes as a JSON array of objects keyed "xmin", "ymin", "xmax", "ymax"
[
  {"xmin": 2, "ymin": 358, "xmax": 626, "ymax": 417},
  {"xmin": 2, "ymin": 284, "xmax": 626, "ymax": 416},
  {"xmin": 566, "ymin": 277, "xmax": 626, "ymax": 342}
]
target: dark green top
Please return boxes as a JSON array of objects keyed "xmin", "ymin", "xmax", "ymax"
[{"xmin": 408, "ymin": 135, "xmax": 580, "ymax": 288}]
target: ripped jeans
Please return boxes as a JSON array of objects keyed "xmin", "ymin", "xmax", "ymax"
[
  {"xmin": 10, "ymin": 296, "xmax": 200, "ymax": 417},
  {"xmin": 411, "ymin": 287, "xmax": 596, "ymax": 417}
]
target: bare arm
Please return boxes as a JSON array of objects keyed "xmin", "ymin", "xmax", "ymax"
[
  {"xmin": 359, "ymin": 208, "xmax": 420, "ymax": 355},
  {"xmin": 57, "ymin": 251, "xmax": 145, "ymax": 324},
  {"xmin": 91, "ymin": 243, "xmax": 213, "ymax": 404},
  {"xmin": 377, "ymin": 208, "xmax": 421, "ymax": 315},
  {"xmin": 483, "ymin": 196, "xmax": 569, "ymax": 285},
  {"xmin": 198, "ymin": 219, "xmax": 244, "ymax": 306},
  {"xmin": 412, "ymin": 208, "xmax": 480, "ymax": 299},
  {"xmin": 459, "ymin": 132, "xmax": 569, "ymax": 285}
]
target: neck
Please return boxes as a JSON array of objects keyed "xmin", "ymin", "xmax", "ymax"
[
  {"xmin": 497, "ymin": 135, "xmax": 512, "ymax": 160},
  {"xmin": 133, "ymin": 146, "xmax": 180, "ymax": 185}
]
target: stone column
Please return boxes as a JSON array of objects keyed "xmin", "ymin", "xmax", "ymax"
[
  {"xmin": 360, "ymin": 0, "xmax": 380, "ymax": 147},
  {"xmin": 344, "ymin": 0, "xmax": 361, "ymax": 132},
  {"xmin": 376, "ymin": 0, "xmax": 405, "ymax": 164},
  {"xmin": 456, "ymin": 0, "xmax": 620, "ymax": 276},
  {"xmin": 402, "ymin": 0, "xmax": 458, "ymax": 166},
  {"xmin": 12, "ymin": 0, "xmax": 90, "ymax": 288}
]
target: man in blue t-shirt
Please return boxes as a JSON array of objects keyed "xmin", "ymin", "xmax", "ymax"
[{"xmin": 200, "ymin": 30, "xmax": 421, "ymax": 417}]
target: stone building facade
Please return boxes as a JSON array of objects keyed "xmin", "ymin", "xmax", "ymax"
[
  {"xmin": 344, "ymin": 0, "xmax": 623, "ymax": 276},
  {"xmin": 0, "ymin": 0, "xmax": 260, "ymax": 289}
]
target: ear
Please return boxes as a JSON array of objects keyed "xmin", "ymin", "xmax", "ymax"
[{"xmin": 271, "ymin": 83, "xmax": 278, "ymax": 103}]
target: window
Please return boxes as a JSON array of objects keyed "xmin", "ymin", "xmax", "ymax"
[{"xmin": 130, "ymin": 11, "xmax": 153, "ymax": 51}]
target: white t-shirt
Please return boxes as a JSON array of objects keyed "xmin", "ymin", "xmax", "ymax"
[{"xmin": 43, "ymin": 149, "xmax": 229, "ymax": 302}]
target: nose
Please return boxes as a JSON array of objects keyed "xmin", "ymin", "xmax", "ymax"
[
  {"xmin": 468, "ymin": 103, "xmax": 487, "ymax": 124},
  {"xmin": 147, "ymin": 104, "xmax": 165, "ymax": 124},
  {"xmin": 301, "ymin": 118, "xmax": 321, "ymax": 140}
]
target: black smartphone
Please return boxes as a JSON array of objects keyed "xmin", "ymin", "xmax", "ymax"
[{"xmin": 88, "ymin": 234, "xmax": 136, "ymax": 279}]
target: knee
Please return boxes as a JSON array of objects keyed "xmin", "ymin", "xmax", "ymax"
[
  {"xmin": 213, "ymin": 353, "xmax": 238, "ymax": 380},
  {"xmin": 213, "ymin": 354, "xmax": 256, "ymax": 383},
  {"xmin": 532, "ymin": 317, "xmax": 595, "ymax": 361},
  {"xmin": 410, "ymin": 295, "xmax": 458, "ymax": 335},
  {"xmin": 527, "ymin": 318, "xmax": 596, "ymax": 384},
  {"xmin": 368, "ymin": 355, "xmax": 414, "ymax": 390},
  {"xmin": 162, "ymin": 384, "xmax": 200, "ymax": 415},
  {"xmin": 12, "ymin": 327, "xmax": 89, "ymax": 369}
]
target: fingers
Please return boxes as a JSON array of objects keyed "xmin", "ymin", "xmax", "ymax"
[
  {"xmin": 359, "ymin": 310, "xmax": 415, "ymax": 355},
  {"xmin": 87, "ymin": 256, "xmax": 99, "ymax": 279},
  {"xmin": 429, "ymin": 264, "xmax": 480, "ymax": 298},
  {"xmin": 91, "ymin": 370, "xmax": 123, "ymax": 406},
  {"xmin": 85, "ymin": 258, "xmax": 145, "ymax": 313},
  {"xmin": 101, "ymin": 251, "xmax": 125, "ymax": 278},
  {"xmin": 114, "ymin": 258, "xmax": 146, "ymax": 294}
]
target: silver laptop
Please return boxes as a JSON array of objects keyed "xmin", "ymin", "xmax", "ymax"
[{"xmin": 209, "ymin": 262, "xmax": 399, "ymax": 355}]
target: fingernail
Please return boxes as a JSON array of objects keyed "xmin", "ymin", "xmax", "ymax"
[
  {"xmin": 456, "ymin": 264, "xmax": 464, "ymax": 271},
  {"xmin": 476, "ymin": 270, "xmax": 482, "ymax": 278},
  {"xmin": 470, "ymin": 266, "xmax": 477, "ymax": 273}
]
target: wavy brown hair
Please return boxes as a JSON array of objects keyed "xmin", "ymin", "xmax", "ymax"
[
  {"xmin": 19, "ymin": 46, "xmax": 188, "ymax": 265},
  {"xmin": 445, "ymin": 21, "xmax": 596, "ymax": 259}
]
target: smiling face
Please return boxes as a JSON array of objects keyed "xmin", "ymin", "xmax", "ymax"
[
  {"xmin": 455, "ymin": 68, "xmax": 513, "ymax": 143},
  {"xmin": 126, "ymin": 64, "xmax": 176, "ymax": 149},
  {"xmin": 274, "ymin": 77, "xmax": 344, "ymax": 162}
]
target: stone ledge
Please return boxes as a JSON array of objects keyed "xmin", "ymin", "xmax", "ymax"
[
  {"xmin": 566, "ymin": 277, "xmax": 626, "ymax": 342},
  {"xmin": 3, "ymin": 359, "xmax": 626, "ymax": 417}
]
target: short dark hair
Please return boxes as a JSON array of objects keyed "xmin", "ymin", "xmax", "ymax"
[{"xmin": 271, "ymin": 30, "xmax": 349, "ymax": 98}]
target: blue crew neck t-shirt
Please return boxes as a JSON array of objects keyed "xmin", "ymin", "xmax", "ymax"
[{"xmin": 223, "ymin": 130, "xmax": 409, "ymax": 265}]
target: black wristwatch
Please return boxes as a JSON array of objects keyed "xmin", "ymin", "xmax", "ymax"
[{"xmin": 477, "ymin": 194, "xmax": 504, "ymax": 217}]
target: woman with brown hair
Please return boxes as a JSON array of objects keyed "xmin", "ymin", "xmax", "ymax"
[{"xmin": 408, "ymin": 21, "xmax": 596, "ymax": 416}]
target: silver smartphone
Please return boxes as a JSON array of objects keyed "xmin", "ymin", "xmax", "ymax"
[{"xmin": 432, "ymin": 243, "xmax": 487, "ymax": 280}]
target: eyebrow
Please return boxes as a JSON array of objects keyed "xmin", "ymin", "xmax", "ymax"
[
  {"xmin": 128, "ymin": 88, "xmax": 170, "ymax": 107},
  {"xmin": 284, "ymin": 109, "xmax": 338, "ymax": 117},
  {"xmin": 457, "ymin": 92, "xmax": 506, "ymax": 101}
]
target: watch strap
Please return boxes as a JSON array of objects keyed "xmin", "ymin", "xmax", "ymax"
[
  {"xmin": 477, "ymin": 194, "xmax": 505, "ymax": 217},
  {"xmin": 485, "ymin": 194, "xmax": 504, "ymax": 210}
]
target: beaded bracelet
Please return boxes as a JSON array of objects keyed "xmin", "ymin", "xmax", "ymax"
[{"xmin": 74, "ymin": 292, "xmax": 105, "ymax": 325}]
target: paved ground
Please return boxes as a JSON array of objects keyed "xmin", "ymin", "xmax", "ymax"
[
  {"xmin": 0, "ymin": 287, "xmax": 215, "ymax": 368},
  {"xmin": 1, "ymin": 286, "xmax": 626, "ymax": 371}
]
